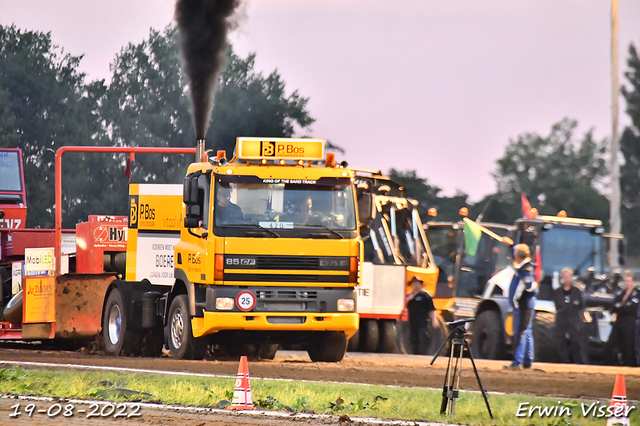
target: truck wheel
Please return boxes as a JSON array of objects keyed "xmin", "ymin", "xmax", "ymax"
[
  {"xmin": 103, "ymin": 288, "xmax": 139, "ymax": 356},
  {"xmin": 471, "ymin": 310, "xmax": 503, "ymax": 359},
  {"xmin": 533, "ymin": 311, "xmax": 559, "ymax": 363},
  {"xmin": 347, "ymin": 328, "xmax": 360, "ymax": 352},
  {"xmin": 396, "ymin": 320, "xmax": 411, "ymax": 354},
  {"xmin": 3, "ymin": 290, "xmax": 23, "ymax": 324},
  {"xmin": 166, "ymin": 295, "xmax": 207, "ymax": 360},
  {"xmin": 427, "ymin": 314, "xmax": 448, "ymax": 356},
  {"xmin": 359, "ymin": 319, "xmax": 379, "ymax": 353},
  {"xmin": 307, "ymin": 332, "xmax": 347, "ymax": 362},
  {"xmin": 378, "ymin": 320, "xmax": 398, "ymax": 353}
]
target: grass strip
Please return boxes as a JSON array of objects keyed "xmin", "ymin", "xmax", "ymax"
[{"xmin": 0, "ymin": 365, "xmax": 636, "ymax": 426}]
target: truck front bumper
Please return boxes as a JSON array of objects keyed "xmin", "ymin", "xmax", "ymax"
[{"xmin": 191, "ymin": 312, "xmax": 359, "ymax": 338}]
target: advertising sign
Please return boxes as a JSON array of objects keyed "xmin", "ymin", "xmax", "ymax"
[
  {"xmin": 237, "ymin": 137, "xmax": 324, "ymax": 161},
  {"xmin": 24, "ymin": 247, "xmax": 55, "ymax": 277},
  {"xmin": 24, "ymin": 276, "xmax": 55, "ymax": 323},
  {"xmin": 135, "ymin": 233, "xmax": 181, "ymax": 286}
]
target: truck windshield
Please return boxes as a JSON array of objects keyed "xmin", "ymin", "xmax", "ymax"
[
  {"xmin": 0, "ymin": 151, "xmax": 22, "ymax": 192},
  {"xmin": 427, "ymin": 224, "xmax": 511, "ymax": 298},
  {"xmin": 213, "ymin": 177, "xmax": 356, "ymax": 231},
  {"xmin": 427, "ymin": 226, "xmax": 460, "ymax": 284},
  {"xmin": 540, "ymin": 226, "xmax": 603, "ymax": 277}
]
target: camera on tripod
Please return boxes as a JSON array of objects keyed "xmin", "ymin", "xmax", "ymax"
[{"xmin": 430, "ymin": 316, "xmax": 493, "ymax": 419}]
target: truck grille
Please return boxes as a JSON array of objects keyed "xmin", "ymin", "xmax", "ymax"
[
  {"xmin": 256, "ymin": 290, "xmax": 318, "ymax": 300},
  {"xmin": 224, "ymin": 273, "xmax": 348, "ymax": 283},
  {"xmin": 257, "ymin": 256, "xmax": 319, "ymax": 270}
]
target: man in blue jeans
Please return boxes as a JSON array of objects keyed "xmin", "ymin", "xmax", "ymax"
[{"xmin": 505, "ymin": 244, "xmax": 538, "ymax": 369}]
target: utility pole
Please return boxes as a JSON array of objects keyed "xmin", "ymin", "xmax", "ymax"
[{"xmin": 609, "ymin": 0, "xmax": 621, "ymax": 269}]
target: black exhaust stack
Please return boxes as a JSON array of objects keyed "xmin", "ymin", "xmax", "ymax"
[{"xmin": 174, "ymin": 0, "xmax": 240, "ymax": 161}]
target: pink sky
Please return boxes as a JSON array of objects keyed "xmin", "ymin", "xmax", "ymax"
[{"xmin": 1, "ymin": 0, "xmax": 639, "ymax": 201}]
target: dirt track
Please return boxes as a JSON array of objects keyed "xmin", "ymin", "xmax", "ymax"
[{"xmin": 0, "ymin": 347, "xmax": 638, "ymax": 401}]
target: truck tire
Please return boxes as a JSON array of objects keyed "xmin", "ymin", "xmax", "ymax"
[
  {"xmin": 359, "ymin": 319, "xmax": 379, "ymax": 353},
  {"xmin": 2, "ymin": 290, "xmax": 23, "ymax": 324},
  {"xmin": 378, "ymin": 320, "xmax": 398, "ymax": 353},
  {"xmin": 103, "ymin": 288, "xmax": 139, "ymax": 356},
  {"xmin": 471, "ymin": 310, "xmax": 504, "ymax": 360},
  {"xmin": 0, "ymin": 267, "xmax": 11, "ymax": 315},
  {"xmin": 166, "ymin": 295, "xmax": 207, "ymax": 360},
  {"xmin": 427, "ymin": 314, "xmax": 448, "ymax": 356},
  {"xmin": 347, "ymin": 328, "xmax": 360, "ymax": 352},
  {"xmin": 533, "ymin": 311, "xmax": 559, "ymax": 363},
  {"xmin": 307, "ymin": 332, "xmax": 347, "ymax": 362},
  {"xmin": 396, "ymin": 320, "xmax": 411, "ymax": 354}
]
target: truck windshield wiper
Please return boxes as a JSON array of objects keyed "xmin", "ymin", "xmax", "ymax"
[
  {"xmin": 222, "ymin": 223, "xmax": 280, "ymax": 238},
  {"xmin": 303, "ymin": 224, "xmax": 344, "ymax": 239}
]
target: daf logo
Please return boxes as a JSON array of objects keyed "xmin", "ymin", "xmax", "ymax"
[{"xmin": 320, "ymin": 259, "xmax": 348, "ymax": 267}]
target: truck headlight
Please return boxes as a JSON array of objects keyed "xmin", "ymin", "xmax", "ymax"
[
  {"xmin": 216, "ymin": 297, "xmax": 234, "ymax": 310},
  {"xmin": 337, "ymin": 298, "xmax": 355, "ymax": 312}
]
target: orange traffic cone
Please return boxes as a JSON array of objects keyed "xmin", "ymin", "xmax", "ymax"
[
  {"xmin": 605, "ymin": 375, "xmax": 630, "ymax": 426},
  {"xmin": 227, "ymin": 356, "xmax": 256, "ymax": 410}
]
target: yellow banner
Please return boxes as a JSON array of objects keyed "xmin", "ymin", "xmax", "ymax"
[
  {"xmin": 24, "ymin": 276, "xmax": 55, "ymax": 323},
  {"xmin": 237, "ymin": 137, "xmax": 324, "ymax": 161}
]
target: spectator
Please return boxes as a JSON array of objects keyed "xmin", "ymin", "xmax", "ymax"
[
  {"xmin": 406, "ymin": 276, "xmax": 439, "ymax": 355},
  {"xmin": 552, "ymin": 267, "xmax": 585, "ymax": 363},
  {"xmin": 505, "ymin": 244, "xmax": 538, "ymax": 370},
  {"xmin": 604, "ymin": 269, "xmax": 639, "ymax": 366}
]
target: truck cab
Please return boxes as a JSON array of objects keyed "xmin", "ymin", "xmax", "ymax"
[{"xmin": 120, "ymin": 138, "xmax": 360, "ymax": 361}]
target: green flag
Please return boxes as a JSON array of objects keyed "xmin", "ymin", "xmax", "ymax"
[{"xmin": 464, "ymin": 219, "xmax": 482, "ymax": 257}]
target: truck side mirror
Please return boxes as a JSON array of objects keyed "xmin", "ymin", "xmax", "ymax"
[
  {"xmin": 618, "ymin": 239, "xmax": 625, "ymax": 266},
  {"xmin": 183, "ymin": 175, "xmax": 199, "ymax": 204},
  {"xmin": 358, "ymin": 193, "xmax": 372, "ymax": 222},
  {"xmin": 183, "ymin": 175, "xmax": 203, "ymax": 228}
]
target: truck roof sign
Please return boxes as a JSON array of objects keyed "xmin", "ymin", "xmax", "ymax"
[{"xmin": 236, "ymin": 137, "xmax": 324, "ymax": 161}]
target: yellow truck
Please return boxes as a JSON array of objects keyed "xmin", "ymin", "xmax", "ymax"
[{"xmin": 1, "ymin": 138, "xmax": 360, "ymax": 362}]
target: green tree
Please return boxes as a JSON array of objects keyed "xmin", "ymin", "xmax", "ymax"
[
  {"xmin": 492, "ymin": 118, "xmax": 609, "ymax": 224},
  {"xmin": 101, "ymin": 25, "xmax": 315, "ymax": 187},
  {"xmin": 620, "ymin": 39, "xmax": 640, "ymax": 255},
  {"xmin": 0, "ymin": 25, "xmax": 105, "ymax": 227}
]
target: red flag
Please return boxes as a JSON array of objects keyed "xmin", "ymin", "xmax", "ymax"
[{"xmin": 521, "ymin": 193, "xmax": 534, "ymax": 219}]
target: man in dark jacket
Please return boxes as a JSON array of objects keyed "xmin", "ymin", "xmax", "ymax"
[
  {"xmin": 406, "ymin": 277, "xmax": 439, "ymax": 355},
  {"xmin": 505, "ymin": 244, "xmax": 538, "ymax": 369},
  {"xmin": 552, "ymin": 267, "xmax": 585, "ymax": 363},
  {"xmin": 605, "ymin": 270, "xmax": 639, "ymax": 366}
]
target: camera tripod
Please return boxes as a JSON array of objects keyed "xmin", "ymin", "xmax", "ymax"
[{"xmin": 430, "ymin": 318, "xmax": 493, "ymax": 419}]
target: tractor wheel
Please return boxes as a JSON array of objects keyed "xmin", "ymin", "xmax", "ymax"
[
  {"xmin": 471, "ymin": 310, "xmax": 504, "ymax": 360},
  {"xmin": 307, "ymin": 332, "xmax": 347, "ymax": 362},
  {"xmin": 102, "ymin": 288, "xmax": 139, "ymax": 356},
  {"xmin": 166, "ymin": 295, "xmax": 207, "ymax": 360}
]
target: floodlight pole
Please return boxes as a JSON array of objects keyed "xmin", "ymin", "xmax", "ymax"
[{"xmin": 609, "ymin": 0, "xmax": 621, "ymax": 269}]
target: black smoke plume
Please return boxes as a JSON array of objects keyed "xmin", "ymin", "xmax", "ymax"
[{"xmin": 175, "ymin": 0, "xmax": 239, "ymax": 139}]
